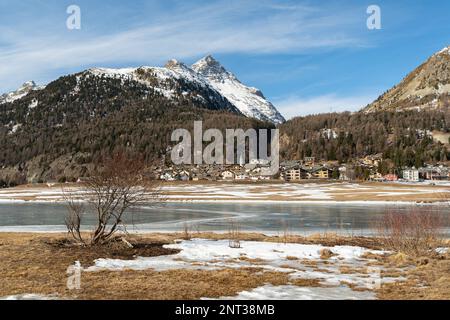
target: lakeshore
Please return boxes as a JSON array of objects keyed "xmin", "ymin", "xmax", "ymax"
[
  {"xmin": 0, "ymin": 232, "xmax": 448, "ymax": 300},
  {"xmin": 1, "ymin": 181, "xmax": 450, "ymax": 203},
  {"xmin": 1, "ymin": 181, "xmax": 449, "ymax": 300}
]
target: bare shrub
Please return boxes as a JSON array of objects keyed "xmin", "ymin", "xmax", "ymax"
[
  {"xmin": 281, "ymin": 220, "xmax": 291, "ymax": 245},
  {"xmin": 64, "ymin": 152, "xmax": 161, "ymax": 246},
  {"xmin": 181, "ymin": 221, "xmax": 192, "ymax": 240},
  {"xmin": 63, "ymin": 192, "xmax": 85, "ymax": 245},
  {"xmin": 377, "ymin": 208, "xmax": 445, "ymax": 257},
  {"xmin": 228, "ymin": 220, "xmax": 241, "ymax": 248}
]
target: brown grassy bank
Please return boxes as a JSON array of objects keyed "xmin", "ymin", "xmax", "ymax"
[{"xmin": 0, "ymin": 232, "xmax": 448, "ymax": 300}]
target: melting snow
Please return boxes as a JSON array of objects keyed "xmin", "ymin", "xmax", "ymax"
[
  {"xmin": 1, "ymin": 294, "xmax": 58, "ymax": 300},
  {"xmin": 86, "ymin": 239, "xmax": 394, "ymax": 299},
  {"xmin": 28, "ymin": 99, "xmax": 38, "ymax": 109},
  {"xmin": 213, "ymin": 285, "xmax": 375, "ymax": 300},
  {"xmin": 8, "ymin": 124, "xmax": 22, "ymax": 135}
]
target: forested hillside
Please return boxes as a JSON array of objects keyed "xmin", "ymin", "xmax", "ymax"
[
  {"xmin": 0, "ymin": 72, "xmax": 270, "ymax": 185},
  {"xmin": 279, "ymin": 110, "xmax": 450, "ymax": 168}
]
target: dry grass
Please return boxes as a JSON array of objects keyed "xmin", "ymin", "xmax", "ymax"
[
  {"xmin": 286, "ymin": 256, "xmax": 300, "ymax": 261},
  {"xmin": 387, "ymin": 252, "xmax": 412, "ymax": 267},
  {"xmin": 0, "ymin": 233, "xmax": 297, "ymax": 299},
  {"xmin": 377, "ymin": 252, "xmax": 450, "ymax": 300},
  {"xmin": 75, "ymin": 268, "xmax": 292, "ymax": 300},
  {"xmin": 319, "ymin": 248, "xmax": 337, "ymax": 260},
  {"xmin": 291, "ymin": 278, "xmax": 323, "ymax": 287},
  {"xmin": 340, "ymin": 281, "xmax": 372, "ymax": 292},
  {"xmin": 338, "ymin": 265, "xmax": 369, "ymax": 275},
  {"xmin": 237, "ymin": 256, "xmax": 266, "ymax": 265},
  {"xmin": 1, "ymin": 232, "xmax": 449, "ymax": 300}
]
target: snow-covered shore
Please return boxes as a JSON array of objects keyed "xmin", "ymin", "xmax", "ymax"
[
  {"xmin": 84, "ymin": 238, "xmax": 398, "ymax": 300},
  {"xmin": 0, "ymin": 182, "xmax": 449, "ymax": 204}
]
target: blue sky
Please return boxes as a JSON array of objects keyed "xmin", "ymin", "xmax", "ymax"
[{"xmin": 0, "ymin": 0, "xmax": 449, "ymax": 118}]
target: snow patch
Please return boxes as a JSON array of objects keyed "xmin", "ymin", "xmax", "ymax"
[
  {"xmin": 1, "ymin": 294, "xmax": 58, "ymax": 300},
  {"xmin": 8, "ymin": 123, "xmax": 22, "ymax": 135},
  {"xmin": 28, "ymin": 99, "xmax": 38, "ymax": 109},
  {"xmin": 0, "ymin": 81, "xmax": 44, "ymax": 104},
  {"xmin": 436, "ymin": 46, "xmax": 450, "ymax": 56},
  {"xmin": 212, "ymin": 284, "xmax": 375, "ymax": 300},
  {"xmin": 86, "ymin": 239, "xmax": 393, "ymax": 297}
]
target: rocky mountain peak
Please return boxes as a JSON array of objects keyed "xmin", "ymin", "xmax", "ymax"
[
  {"xmin": 364, "ymin": 45, "xmax": 450, "ymax": 113},
  {"xmin": 191, "ymin": 56, "xmax": 285, "ymax": 123},
  {"xmin": 0, "ymin": 81, "xmax": 42, "ymax": 104},
  {"xmin": 192, "ymin": 55, "xmax": 230, "ymax": 79},
  {"xmin": 435, "ymin": 45, "xmax": 450, "ymax": 57},
  {"xmin": 164, "ymin": 59, "xmax": 190, "ymax": 71}
]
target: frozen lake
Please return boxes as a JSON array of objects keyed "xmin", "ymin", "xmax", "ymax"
[{"xmin": 0, "ymin": 202, "xmax": 447, "ymax": 235}]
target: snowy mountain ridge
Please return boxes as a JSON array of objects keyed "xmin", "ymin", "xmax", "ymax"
[
  {"xmin": 0, "ymin": 81, "xmax": 44, "ymax": 105},
  {"xmin": 0, "ymin": 56, "xmax": 285, "ymax": 124},
  {"xmin": 86, "ymin": 56, "xmax": 285, "ymax": 123}
]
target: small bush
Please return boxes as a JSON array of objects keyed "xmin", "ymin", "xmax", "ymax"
[
  {"xmin": 181, "ymin": 222, "xmax": 192, "ymax": 241},
  {"xmin": 377, "ymin": 209, "xmax": 445, "ymax": 257},
  {"xmin": 228, "ymin": 220, "xmax": 241, "ymax": 249}
]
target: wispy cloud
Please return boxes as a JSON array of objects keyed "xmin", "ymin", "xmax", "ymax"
[
  {"xmin": 275, "ymin": 93, "xmax": 378, "ymax": 119},
  {"xmin": 0, "ymin": 0, "xmax": 365, "ymax": 91}
]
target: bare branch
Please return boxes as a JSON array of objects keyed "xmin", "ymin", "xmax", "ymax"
[{"xmin": 63, "ymin": 151, "xmax": 162, "ymax": 245}]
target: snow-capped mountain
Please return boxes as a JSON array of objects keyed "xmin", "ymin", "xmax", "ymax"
[
  {"xmin": 82, "ymin": 56, "xmax": 285, "ymax": 123},
  {"xmin": 0, "ymin": 56, "xmax": 284, "ymax": 124},
  {"xmin": 0, "ymin": 81, "xmax": 44, "ymax": 104},
  {"xmin": 192, "ymin": 55, "xmax": 286, "ymax": 124},
  {"xmin": 364, "ymin": 45, "xmax": 450, "ymax": 112},
  {"xmin": 79, "ymin": 59, "xmax": 240, "ymax": 115}
]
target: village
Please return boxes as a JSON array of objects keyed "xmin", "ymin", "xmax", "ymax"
[{"xmin": 154, "ymin": 154, "xmax": 450, "ymax": 184}]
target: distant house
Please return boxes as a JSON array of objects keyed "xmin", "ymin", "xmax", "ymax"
[
  {"xmin": 419, "ymin": 166, "xmax": 449, "ymax": 181},
  {"xmin": 303, "ymin": 157, "xmax": 315, "ymax": 167},
  {"xmin": 235, "ymin": 173, "xmax": 249, "ymax": 180},
  {"xmin": 310, "ymin": 167, "xmax": 333, "ymax": 179},
  {"xmin": 402, "ymin": 168, "xmax": 420, "ymax": 182},
  {"xmin": 221, "ymin": 170, "xmax": 235, "ymax": 180},
  {"xmin": 280, "ymin": 160, "xmax": 301, "ymax": 170},
  {"xmin": 369, "ymin": 172, "xmax": 384, "ymax": 181},
  {"xmin": 384, "ymin": 174, "xmax": 399, "ymax": 182},
  {"xmin": 249, "ymin": 159, "xmax": 270, "ymax": 166},
  {"xmin": 249, "ymin": 174, "xmax": 270, "ymax": 181},
  {"xmin": 338, "ymin": 166, "xmax": 353, "ymax": 181},
  {"xmin": 362, "ymin": 154, "xmax": 383, "ymax": 167},
  {"xmin": 177, "ymin": 170, "xmax": 190, "ymax": 181},
  {"xmin": 285, "ymin": 168, "xmax": 306, "ymax": 181}
]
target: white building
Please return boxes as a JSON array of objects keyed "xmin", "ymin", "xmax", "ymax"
[
  {"xmin": 221, "ymin": 170, "xmax": 235, "ymax": 180},
  {"xmin": 250, "ymin": 159, "xmax": 270, "ymax": 166},
  {"xmin": 160, "ymin": 172, "xmax": 176, "ymax": 181},
  {"xmin": 402, "ymin": 168, "xmax": 420, "ymax": 182},
  {"xmin": 235, "ymin": 173, "xmax": 249, "ymax": 180}
]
